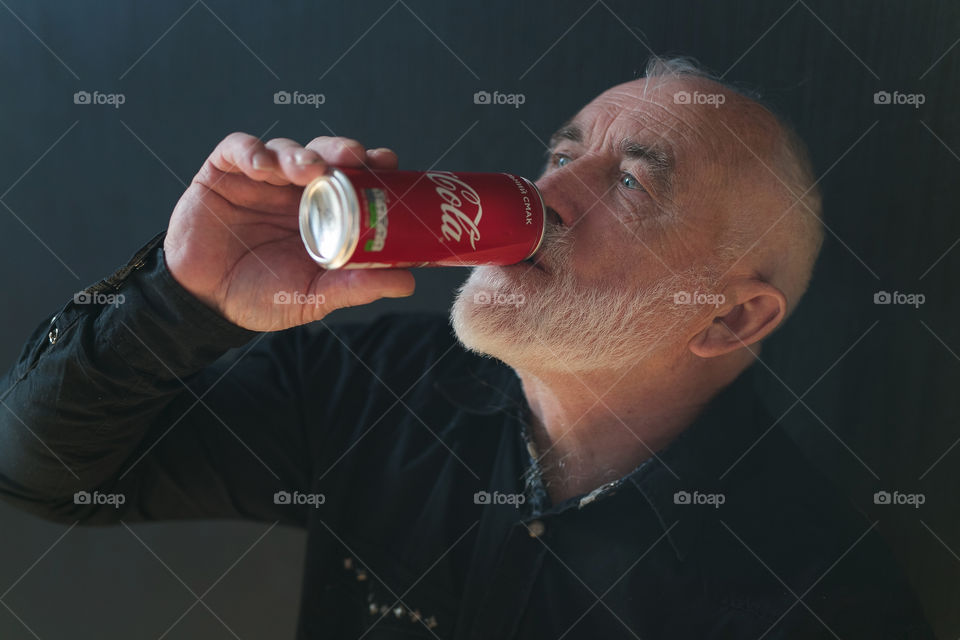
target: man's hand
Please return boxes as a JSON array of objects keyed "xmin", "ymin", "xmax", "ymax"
[{"xmin": 163, "ymin": 133, "xmax": 416, "ymax": 331}]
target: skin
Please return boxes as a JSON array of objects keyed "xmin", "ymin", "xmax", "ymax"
[
  {"xmin": 165, "ymin": 75, "xmax": 794, "ymax": 504},
  {"xmin": 507, "ymin": 75, "xmax": 793, "ymax": 501},
  {"xmin": 164, "ymin": 135, "xmax": 416, "ymax": 332}
]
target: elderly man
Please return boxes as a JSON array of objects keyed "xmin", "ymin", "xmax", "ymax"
[{"xmin": 0, "ymin": 58, "xmax": 933, "ymax": 638}]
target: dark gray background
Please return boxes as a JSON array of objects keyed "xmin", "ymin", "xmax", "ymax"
[{"xmin": 1, "ymin": 0, "xmax": 958, "ymax": 637}]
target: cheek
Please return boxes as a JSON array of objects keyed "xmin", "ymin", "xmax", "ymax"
[
  {"xmin": 572, "ymin": 216, "xmax": 688, "ymax": 291},
  {"xmin": 569, "ymin": 209, "xmax": 645, "ymax": 275},
  {"xmin": 570, "ymin": 228, "xmax": 643, "ymax": 285}
]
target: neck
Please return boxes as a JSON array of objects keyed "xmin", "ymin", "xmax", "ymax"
[{"xmin": 515, "ymin": 354, "xmax": 746, "ymax": 504}]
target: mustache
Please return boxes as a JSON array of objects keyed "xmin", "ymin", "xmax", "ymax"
[{"xmin": 536, "ymin": 217, "xmax": 574, "ymax": 274}]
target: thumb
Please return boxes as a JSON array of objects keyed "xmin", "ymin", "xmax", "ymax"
[{"xmin": 316, "ymin": 269, "xmax": 416, "ymax": 313}]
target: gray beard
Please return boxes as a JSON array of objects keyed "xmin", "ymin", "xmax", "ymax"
[{"xmin": 450, "ymin": 225, "xmax": 720, "ymax": 373}]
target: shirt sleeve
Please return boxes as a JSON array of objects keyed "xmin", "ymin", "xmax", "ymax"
[{"xmin": 0, "ymin": 231, "xmax": 317, "ymax": 527}]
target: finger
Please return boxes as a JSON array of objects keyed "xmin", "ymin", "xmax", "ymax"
[
  {"xmin": 365, "ymin": 147, "xmax": 399, "ymax": 170},
  {"xmin": 304, "ymin": 136, "xmax": 369, "ymax": 167},
  {"xmin": 310, "ymin": 269, "xmax": 416, "ymax": 318},
  {"xmin": 206, "ymin": 132, "xmax": 289, "ymax": 186},
  {"xmin": 197, "ymin": 174, "xmax": 303, "ymax": 218},
  {"xmin": 264, "ymin": 138, "xmax": 328, "ymax": 186},
  {"xmin": 349, "ymin": 269, "xmax": 417, "ymax": 300}
]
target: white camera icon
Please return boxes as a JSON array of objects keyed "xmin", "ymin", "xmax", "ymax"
[
  {"xmin": 473, "ymin": 91, "xmax": 491, "ymax": 105},
  {"xmin": 274, "ymin": 490, "xmax": 292, "ymax": 504},
  {"xmin": 673, "ymin": 91, "xmax": 691, "ymax": 104},
  {"xmin": 73, "ymin": 91, "xmax": 91, "ymax": 104},
  {"xmin": 274, "ymin": 91, "xmax": 291, "ymax": 105},
  {"xmin": 873, "ymin": 91, "xmax": 891, "ymax": 105}
]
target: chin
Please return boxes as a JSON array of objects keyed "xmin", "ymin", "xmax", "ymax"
[
  {"xmin": 451, "ymin": 265, "xmax": 707, "ymax": 374},
  {"xmin": 449, "ymin": 267, "xmax": 601, "ymax": 372},
  {"xmin": 450, "ymin": 269, "xmax": 532, "ymax": 367}
]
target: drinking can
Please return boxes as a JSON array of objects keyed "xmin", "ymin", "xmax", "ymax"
[{"xmin": 299, "ymin": 168, "xmax": 545, "ymax": 269}]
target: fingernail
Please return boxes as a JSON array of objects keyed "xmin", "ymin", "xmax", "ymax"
[
  {"xmin": 252, "ymin": 153, "xmax": 271, "ymax": 170},
  {"xmin": 294, "ymin": 151, "xmax": 319, "ymax": 165},
  {"xmin": 340, "ymin": 141, "xmax": 363, "ymax": 155},
  {"xmin": 369, "ymin": 147, "xmax": 393, "ymax": 155}
]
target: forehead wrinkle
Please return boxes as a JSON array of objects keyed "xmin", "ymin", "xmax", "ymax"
[
  {"xmin": 585, "ymin": 91, "xmax": 709, "ymax": 155},
  {"xmin": 547, "ymin": 120, "xmax": 582, "ymax": 148}
]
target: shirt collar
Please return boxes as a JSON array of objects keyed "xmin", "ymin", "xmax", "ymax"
[
  {"xmin": 433, "ymin": 353, "xmax": 522, "ymax": 415},
  {"xmin": 435, "ymin": 349, "xmax": 772, "ymax": 561},
  {"xmin": 624, "ymin": 366, "xmax": 772, "ymax": 561}
]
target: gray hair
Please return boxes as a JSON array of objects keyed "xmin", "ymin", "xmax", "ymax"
[{"xmin": 643, "ymin": 55, "xmax": 824, "ymax": 317}]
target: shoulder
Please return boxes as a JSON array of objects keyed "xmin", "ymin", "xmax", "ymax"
[
  {"xmin": 289, "ymin": 311, "xmax": 514, "ymax": 408},
  {"xmin": 693, "ymin": 428, "xmax": 932, "ymax": 636},
  {"xmin": 292, "ymin": 311, "xmax": 464, "ymax": 373}
]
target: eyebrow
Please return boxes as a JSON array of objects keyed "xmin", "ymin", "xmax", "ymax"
[
  {"xmin": 548, "ymin": 121, "xmax": 583, "ymax": 148},
  {"xmin": 547, "ymin": 120, "xmax": 675, "ymax": 196},
  {"xmin": 620, "ymin": 139, "xmax": 674, "ymax": 195}
]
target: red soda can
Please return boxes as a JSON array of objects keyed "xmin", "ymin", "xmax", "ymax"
[{"xmin": 298, "ymin": 168, "xmax": 545, "ymax": 268}]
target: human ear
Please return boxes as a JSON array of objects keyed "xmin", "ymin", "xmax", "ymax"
[{"xmin": 687, "ymin": 278, "xmax": 787, "ymax": 358}]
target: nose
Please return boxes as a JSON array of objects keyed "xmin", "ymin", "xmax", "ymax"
[
  {"xmin": 543, "ymin": 206, "xmax": 563, "ymax": 228},
  {"xmin": 533, "ymin": 160, "xmax": 599, "ymax": 228},
  {"xmin": 535, "ymin": 172, "xmax": 575, "ymax": 228}
]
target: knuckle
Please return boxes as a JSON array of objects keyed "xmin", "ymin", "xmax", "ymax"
[
  {"xmin": 243, "ymin": 142, "xmax": 265, "ymax": 165},
  {"xmin": 224, "ymin": 131, "xmax": 254, "ymax": 146},
  {"xmin": 265, "ymin": 137, "xmax": 298, "ymax": 149}
]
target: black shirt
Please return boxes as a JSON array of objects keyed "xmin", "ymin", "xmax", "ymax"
[{"xmin": 0, "ymin": 232, "xmax": 934, "ymax": 639}]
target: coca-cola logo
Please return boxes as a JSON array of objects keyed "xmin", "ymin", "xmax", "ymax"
[{"xmin": 426, "ymin": 171, "xmax": 482, "ymax": 249}]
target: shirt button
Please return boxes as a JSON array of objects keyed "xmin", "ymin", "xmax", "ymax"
[
  {"xmin": 527, "ymin": 519, "xmax": 546, "ymax": 538},
  {"xmin": 526, "ymin": 440, "xmax": 539, "ymax": 458}
]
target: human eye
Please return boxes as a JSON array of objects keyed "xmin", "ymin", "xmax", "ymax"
[
  {"xmin": 620, "ymin": 171, "xmax": 645, "ymax": 192},
  {"xmin": 548, "ymin": 152, "xmax": 572, "ymax": 168}
]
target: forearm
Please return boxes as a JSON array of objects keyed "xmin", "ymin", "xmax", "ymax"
[{"xmin": 0, "ymin": 232, "xmax": 258, "ymax": 521}]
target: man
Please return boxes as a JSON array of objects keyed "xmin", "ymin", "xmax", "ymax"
[{"xmin": 0, "ymin": 57, "xmax": 933, "ymax": 638}]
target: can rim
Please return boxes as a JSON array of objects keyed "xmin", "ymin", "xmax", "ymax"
[
  {"xmin": 299, "ymin": 169, "xmax": 360, "ymax": 269},
  {"xmin": 523, "ymin": 177, "xmax": 547, "ymax": 260}
]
